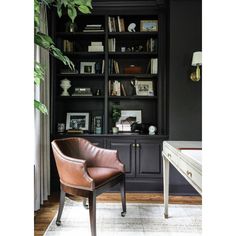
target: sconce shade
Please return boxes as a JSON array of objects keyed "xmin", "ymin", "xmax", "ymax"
[{"xmin": 191, "ymin": 51, "xmax": 202, "ymax": 66}]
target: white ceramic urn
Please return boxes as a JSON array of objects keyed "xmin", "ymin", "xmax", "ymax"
[{"xmin": 60, "ymin": 78, "xmax": 71, "ymax": 96}]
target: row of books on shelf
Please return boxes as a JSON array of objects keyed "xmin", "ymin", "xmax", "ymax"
[
  {"xmin": 109, "ymin": 59, "xmax": 120, "ymax": 74},
  {"xmin": 108, "ymin": 16, "xmax": 125, "ymax": 32},
  {"xmin": 82, "ymin": 24, "xmax": 104, "ymax": 32}
]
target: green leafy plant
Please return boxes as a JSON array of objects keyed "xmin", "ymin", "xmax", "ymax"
[
  {"xmin": 112, "ymin": 106, "xmax": 121, "ymax": 127},
  {"xmin": 34, "ymin": 0, "xmax": 93, "ymax": 114}
]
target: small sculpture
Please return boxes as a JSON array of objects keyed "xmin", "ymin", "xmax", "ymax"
[
  {"xmin": 60, "ymin": 78, "xmax": 71, "ymax": 96},
  {"xmin": 128, "ymin": 23, "xmax": 136, "ymax": 32}
]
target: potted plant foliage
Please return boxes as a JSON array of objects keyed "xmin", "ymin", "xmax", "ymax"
[{"xmin": 111, "ymin": 105, "xmax": 121, "ymax": 134}]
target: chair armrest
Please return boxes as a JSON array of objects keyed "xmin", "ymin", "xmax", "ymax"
[
  {"xmin": 52, "ymin": 142, "xmax": 94, "ymax": 190},
  {"xmin": 79, "ymin": 141, "xmax": 124, "ymax": 172}
]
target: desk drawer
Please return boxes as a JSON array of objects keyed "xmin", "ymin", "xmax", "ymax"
[
  {"xmin": 163, "ymin": 147, "xmax": 179, "ymax": 166},
  {"xmin": 178, "ymin": 157, "xmax": 202, "ymax": 191}
]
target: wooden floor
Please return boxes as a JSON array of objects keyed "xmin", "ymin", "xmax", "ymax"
[{"xmin": 34, "ymin": 192, "xmax": 202, "ymax": 236}]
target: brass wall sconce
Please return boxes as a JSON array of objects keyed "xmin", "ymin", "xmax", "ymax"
[{"xmin": 190, "ymin": 51, "xmax": 202, "ymax": 82}]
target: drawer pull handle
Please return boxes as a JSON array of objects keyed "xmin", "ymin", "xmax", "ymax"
[
  {"xmin": 167, "ymin": 153, "xmax": 171, "ymax": 158},
  {"xmin": 187, "ymin": 170, "xmax": 192, "ymax": 178}
]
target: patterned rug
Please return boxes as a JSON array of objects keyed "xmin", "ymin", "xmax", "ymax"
[{"xmin": 44, "ymin": 197, "xmax": 201, "ymax": 236}]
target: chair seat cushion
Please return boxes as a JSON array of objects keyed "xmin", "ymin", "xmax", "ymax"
[{"xmin": 87, "ymin": 167, "xmax": 122, "ymax": 188}]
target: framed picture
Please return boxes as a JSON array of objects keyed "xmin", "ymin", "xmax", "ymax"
[
  {"xmin": 80, "ymin": 62, "xmax": 95, "ymax": 74},
  {"xmin": 135, "ymin": 80, "xmax": 154, "ymax": 96},
  {"xmin": 66, "ymin": 112, "xmax": 90, "ymax": 130},
  {"xmin": 140, "ymin": 20, "xmax": 158, "ymax": 32},
  {"xmin": 93, "ymin": 116, "xmax": 102, "ymax": 134},
  {"xmin": 116, "ymin": 110, "xmax": 142, "ymax": 132}
]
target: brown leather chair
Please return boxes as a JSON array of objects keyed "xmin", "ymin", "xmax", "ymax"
[{"xmin": 51, "ymin": 137, "xmax": 126, "ymax": 236}]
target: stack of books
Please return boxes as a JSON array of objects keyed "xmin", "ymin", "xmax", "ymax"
[
  {"xmin": 83, "ymin": 24, "xmax": 104, "ymax": 32},
  {"xmin": 88, "ymin": 42, "xmax": 104, "ymax": 52}
]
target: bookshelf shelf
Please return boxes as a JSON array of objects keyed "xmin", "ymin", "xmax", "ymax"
[
  {"xmin": 108, "ymin": 32, "xmax": 158, "ymax": 37},
  {"xmin": 64, "ymin": 52, "xmax": 105, "ymax": 57},
  {"xmin": 109, "ymin": 74, "xmax": 157, "ymax": 78},
  {"xmin": 56, "ymin": 32, "xmax": 105, "ymax": 37},
  {"xmin": 108, "ymin": 96, "xmax": 158, "ymax": 100},
  {"xmin": 57, "ymin": 96, "xmax": 105, "ymax": 100},
  {"xmin": 108, "ymin": 52, "xmax": 157, "ymax": 57},
  {"xmin": 57, "ymin": 74, "xmax": 105, "ymax": 78}
]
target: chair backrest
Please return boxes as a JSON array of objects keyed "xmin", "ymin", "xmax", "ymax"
[
  {"xmin": 52, "ymin": 137, "xmax": 86, "ymax": 160},
  {"xmin": 51, "ymin": 138, "xmax": 94, "ymax": 190}
]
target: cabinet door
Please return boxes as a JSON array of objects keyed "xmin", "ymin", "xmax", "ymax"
[
  {"xmin": 136, "ymin": 139, "xmax": 162, "ymax": 178},
  {"xmin": 107, "ymin": 139, "xmax": 135, "ymax": 177}
]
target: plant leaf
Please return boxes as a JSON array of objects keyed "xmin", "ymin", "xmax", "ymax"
[
  {"xmin": 34, "ymin": 100, "xmax": 48, "ymax": 114},
  {"xmin": 74, "ymin": 0, "xmax": 92, "ymax": 8},
  {"xmin": 68, "ymin": 6, "xmax": 77, "ymax": 22},
  {"xmin": 34, "ymin": 63, "xmax": 45, "ymax": 85},
  {"xmin": 78, "ymin": 5, "xmax": 91, "ymax": 14}
]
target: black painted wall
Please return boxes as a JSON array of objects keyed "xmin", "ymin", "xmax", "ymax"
[{"xmin": 168, "ymin": 0, "xmax": 202, "ymax": 194}]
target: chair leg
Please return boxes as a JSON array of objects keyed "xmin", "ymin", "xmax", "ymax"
[
  {"xmin": 120, "ymin": 174, "xmax": 127, "ymax": 217},
  {"xmin": 88, "ymin": 193, "xmax": 96, "ymax": 236},
  {"xmin": 83, "ymin": 197, "xmax": 89, "ymax": 209},
  {"xmin": 56, "ymin": 189, "xmax": 66, "ymax": 226}
]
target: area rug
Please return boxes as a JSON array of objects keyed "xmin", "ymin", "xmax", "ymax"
[{"xmin": 44, "ymin": 197, "xmax": 201, "ymax": 236}]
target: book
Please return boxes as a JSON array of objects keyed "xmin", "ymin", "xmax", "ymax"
[
  {"xmin": 88, "ymin": 45, "xmax": 104, "ymax": 52},
  {"xmin": 113, "ymin": 60, "xmax": 120, "ymax": 74},
  {"xmin": 102, "ymin": 60, "xmax": 105, "ymax": 74},
  {"xmin": 120, "ymin": 18, "xmax": 125, "ymax": 32},
  {"xmin": 117, "ymin": 16, "xmax": 121, "ymax": 32},
  {"xmin": 112, "ymin": 80, "xmax": 121, "ymax": 96},
  {"xmin": 151, "ymin": 58, "xmax": 158, "ymax": 74},
  {"xmin": 121, "ymin": 83, "xmax": 127, "ymax": 96},
  {"xmin": 91, "ymin": 41, "xmax": 103, "ymax": 46}
]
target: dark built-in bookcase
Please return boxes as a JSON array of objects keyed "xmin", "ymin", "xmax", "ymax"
[
  {"xmin": 49, "ymin": 1, "xmax": 168, "ymax": 192},
  {"xmin": 50, "ymin": 15, "xmax": 167, "ymax": 135}
]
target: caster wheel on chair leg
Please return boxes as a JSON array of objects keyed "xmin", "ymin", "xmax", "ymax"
[
  {"xmin": 56, "ymin": 220, "xmax": 61, "ymax": 226},
  {"xmin": 121, "ymin": 211, "xmax": 126, "ymax": 217}
]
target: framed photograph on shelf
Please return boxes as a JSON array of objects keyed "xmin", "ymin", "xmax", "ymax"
[
  {"xmin": 66, "ymin": 112, "xmax": 90, "ymax": 130},
  {"xmin": 135, "ymin": 80, "xmax": 154, "ymax": 96},
  {"xmin": 140, "ymin": 20, "xmax": 158, "ymax": 32},
  {"xmin": 93, "ymin": 116, "xmax": 102, "ymax": 134},
  {"xmin": 116, "ymin": 110, "xmax": 142, "ymax": 132},
  {"xmin": 80, "ymin": 62, "xmax": 95, "ymax": 74}
]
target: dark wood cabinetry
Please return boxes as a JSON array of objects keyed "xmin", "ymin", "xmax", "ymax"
[
  {"xmin": 107, "ymin": 138, "xmax": 136, "ymax": 177},
  {"xmin": 49, "ymin": 1, "xmax": 167, "ymax": 192}
]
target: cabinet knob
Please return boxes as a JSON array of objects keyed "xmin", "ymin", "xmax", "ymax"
[
  {"xmin": 136, "ymin": 143, "xmax": 140, "ymax": 148},
  {"xmin": 132, "ymin": 143, "xmax": 136, "ymax": 147},
  {"xmin": 187, "ymin": 170, "xmax": 192, "ymax": 178}
]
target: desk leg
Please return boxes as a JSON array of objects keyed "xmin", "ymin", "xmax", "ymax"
[{"xmin": 163, "ymin": 154, "xmax": 169, "ymax": 219}]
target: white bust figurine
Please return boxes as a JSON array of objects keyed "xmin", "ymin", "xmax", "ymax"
[
  {"xmin": 149, "ymin": 125, "xmax": 157, "ymax": 135},
  {"xmin": 60, "ymin": 78, "xmax": 71, "ymax": 96}
]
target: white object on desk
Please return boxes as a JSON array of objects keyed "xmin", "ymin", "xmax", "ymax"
[{"xmin": 162, "ymin": 141, "xmax": 202, "ymax": 219}]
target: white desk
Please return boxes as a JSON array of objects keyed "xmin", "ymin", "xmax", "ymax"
[{"xmin": 162, "ymin": 141, "xmax": 202, "ymax": 218}]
